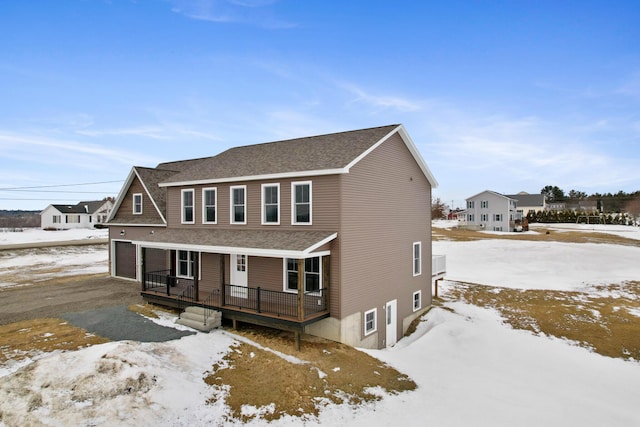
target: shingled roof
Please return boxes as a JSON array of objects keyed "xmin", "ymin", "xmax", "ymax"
[
  {"xmin": 159, "ymin": 124, "xmax": 401, "ymax": 186},
  {"xmin": 52, "ymin": 200, "xmax": 109, "ymax": 214}
]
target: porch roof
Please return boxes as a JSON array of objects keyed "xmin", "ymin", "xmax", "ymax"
[{"xmin": 131, "ymin": 229, "xmax": 337, "ymax": 258}]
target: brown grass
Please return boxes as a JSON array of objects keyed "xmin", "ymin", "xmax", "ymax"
[
  {"xmin": 440, "ymin": 280, "xmax": 640, "ymax": 360},
  {"xmin": 205, "ymin": 325, "xmax": 416, "ymax": 422},
  {"xmin": 0, "ymin": 318, "xmax": 109, "ymax": 365}
]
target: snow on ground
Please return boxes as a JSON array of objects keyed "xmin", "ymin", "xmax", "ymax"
[
  {"xmin": 530, "ymin": 222, "xmax": 640, "ymax": 240},
  {"xmin": 0, "ymin": 245, "xmax": 108, "ymax": 288},
  {"xmin": 434, "ymin": 239, "xmax": 640, "ymax": 290},
  {"xmin": 0, "ymin": 227, "xmax": 108, "ymax": 245},
  {"xmin": 1, "ymin": 225, "xmax": 640, "ymax": 426}
]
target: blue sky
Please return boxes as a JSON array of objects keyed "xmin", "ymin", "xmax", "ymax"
[{"xmin": 1, "ymin": 0, "xmax": 639, "ymax": 210}]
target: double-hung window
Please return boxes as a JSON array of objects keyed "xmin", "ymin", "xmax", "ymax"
[
  {"xmin": 177, "ymin": 250, "xmax": 197, "ymax": 278},
  {"xmin": 182, "ymin": 189, "xmax": 195, "ymax": 224},
  {"xmin": 494, "ymin": 213, "xmax": 503, "ymax": 221},
  {"xmin": 481, "ymin": 214, "xmax": 488, "ymax": 222},
  {"xmin": 364, "ymin": 309, "xmax": 377, "ymax": 335},
  {"xmin": 467, "ymin": 201, "xmax": 475, "ymax": 209},
  {"xmin": 481, "ymin": 200, "xmax": 489, "ymax": 209},
  {"xmin": 284, "ymin": 257, "xmax": 321, "ymax": 293},
  {"xmin": 413, "ymin": 242, "xmax": 422, "ymax": 276},
  {"xmin": 292, "ymin": 181, "xmax": 311, "ymax": 224},
  {"xmin": 133, "ymin": 193, "xmax": 143, "ymax": 215},
  {"xmin": 261, "ymin": 183, "xmax": 279, "ymax": 225},
  {"xmin": 202, "ymin": 188, "xmax": 217, "ymax": 224},
  {"xmin": 231, "ymin": 186, "xmax": 246, "ymax": 224}
]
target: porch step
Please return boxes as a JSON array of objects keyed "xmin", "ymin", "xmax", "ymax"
[{"xmin": 175, "ymin": 306, "xmax": 222, "ymax": 332}]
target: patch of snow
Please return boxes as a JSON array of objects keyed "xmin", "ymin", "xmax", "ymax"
[{"xmin": 0, "ymin": 227, "xmax": 108, "ymax": 245}]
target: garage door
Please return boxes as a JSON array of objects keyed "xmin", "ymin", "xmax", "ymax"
[{"xmin": 115, "ymin": 241, "xmax": 137, "ymax": 279}]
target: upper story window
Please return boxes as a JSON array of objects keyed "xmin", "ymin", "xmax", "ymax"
[
  {"xmin": 494, "ymin": 213, "xmax": 503, "ymax": 221},
  {"xmin": 202, "ymin": 188, "xmax": 217, "ymax": 224},
  {"xmin": 481, "ymin": 200, "xmax": 488, "ymax": 209},
  {"xmin": 468, "ymin": 214, "xmax": 475, "ymax": 222},
  {"xmin": 182, "ymin": 189, "xmax": 195, "ymax": 224},
  {"xmin": 261, "ymin": 183, "xmax": 280, "ymax": 225},
  {"xmin": 413, "ymin": 242, "xmax": 422, "ymax": 276},
  {"xmin": 481, "ymin": 213, "xmax": 488, "ymax": 222},
  {"xmin": 292, "ymin": 181, "xmax": 312, "ymax": 225},
  {"xmin": 467, "ymin": 200, "xmax": 475, "ymax": 209},
  {"xmin": 231, "ymin": 185, "xmax": 246, "ymax": 224},
  {"xmin": 133, "ymin": 193, "xmax": 143, "ymax": 215}
]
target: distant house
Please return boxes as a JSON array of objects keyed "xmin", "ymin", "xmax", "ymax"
[
  {"xmin": 465, "ymin": 190, "xmax": 520, "ymax": 232},
  {"xmin": 41, "ymin": 200, "xmax": 113, "ymax": 229},
  {"xmin": 107, "ymin": 124, "xmax": 446, "ymax": 349},
  {"xmin": 506, "ymin": 192, "xmax": 546, "ymax": 216}
]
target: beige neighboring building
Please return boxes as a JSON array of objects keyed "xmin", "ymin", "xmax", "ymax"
[
  {"xmin": 506, "ymin": 192, "xmax": 546, "ymax": 216},
  {"xmin": 107, "ymin": 124, "xmax": 445, "ymax": 349}
]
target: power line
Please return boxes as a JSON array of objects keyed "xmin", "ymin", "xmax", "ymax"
[
  {"xmin": 0, "ymin": 198, "xmax": 105, "ymax": 201},
  {"xmin": 0, "ymin": 190, "xmax": 117, "ymax": 194},
  {"xmin": 0, "ymin": 180, "xmax": 123, "ymax": 191}
]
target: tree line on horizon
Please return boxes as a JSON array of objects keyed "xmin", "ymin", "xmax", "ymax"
[{"xmin": 540, "ymin": 185, "xmax": 640, "ymax": 213}]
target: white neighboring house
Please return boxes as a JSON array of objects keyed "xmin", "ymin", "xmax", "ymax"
[
  {"xmin": 41, "ymin": 200, "xmax": 113, "ymax": 229},
  {"xmin": 465, "ymin": 190, "xmax": 520, "ymax": 232}
]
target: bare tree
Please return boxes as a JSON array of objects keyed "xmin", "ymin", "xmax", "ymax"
[
  {"xmin": 625, "ymin": 197, "xmax": 640, "ymax": 225},
  {"xmin": 431, "ymin": 197, "xmax": 447, "ymax": 220}
]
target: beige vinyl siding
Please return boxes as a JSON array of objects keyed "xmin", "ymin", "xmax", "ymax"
[
  {"xmin": 145, "ymin": 248, "xmax": 168, "ymax": 272},
  {"xmin": 247, "ymin": 256, "xmax": 283, "ymax": 291},
  {"xmin": 166, "ymin": 175, "xmax": 340, "ymax": 230},
  {"xmin": 339, "ymin": 133, "xmax": 431, "ymax": 343},
  {"xmin": 200, "ymin": 253, "xmax": 221, "ymax": 296},
  {"xmin": 111, "ymin": 177, "xmax": 164, "ymax": 224}
]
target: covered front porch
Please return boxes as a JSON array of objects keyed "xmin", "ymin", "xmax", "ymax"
[{"xmin": 133, "ymin": 229, "xmax": 337, "ymax": 327}]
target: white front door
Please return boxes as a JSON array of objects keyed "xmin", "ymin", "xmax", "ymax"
[
  {"xmin": 386, "ymin": 299, "xmax": 397, "ymax": 347},
  {"xmin": 230, "ymin": 254, "xmax": 248, "ymax": 298}
]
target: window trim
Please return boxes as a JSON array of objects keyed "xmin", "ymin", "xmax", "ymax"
[
  {"xmin": 181, "ymin": 189, "xmax": 195, "ymax": 224},
  {"xmin": 413, "ymin": 290, "xmax": 422, "ymax": 312},
  {"xmin": 282, "ymin": 257, "xmax": 322, "ymax": 295},
  {"xmin": 261, "ymin": 183, "xmax": 280, "ymax": 225},
  {"xmin": 133, "ymin": 193, "xmax": 143, "ymax": 215},
  {"xmin": 230, "ymin": 185, "xmax": 247, "ymax": 225},
  {"xmin": 291, "ymin": 181, "xmax": 312, "ymax": 225},
  {"xmin": 175, "ymin": 251, "xmax": 201, "ymax": 280},
  {"xmin": 413, "ymin": 241, "xmax": 422, "ymax": 277},
  {"xmin": 364, "ymin": 308, "xmax": 377, "ymax": 336},
  {"xmin": 202, "ymin": 187, "xmax": 217, "ymax": 224}
]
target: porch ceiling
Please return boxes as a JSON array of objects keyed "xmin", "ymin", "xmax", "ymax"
[{"xmin": 130, "ymin": 228, "xmax": 337, "ymax": 258}]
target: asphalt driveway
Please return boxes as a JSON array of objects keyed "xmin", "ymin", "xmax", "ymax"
[{"xmin": 61, "ymin": 305, "xmax": 194, "ymax": 342}]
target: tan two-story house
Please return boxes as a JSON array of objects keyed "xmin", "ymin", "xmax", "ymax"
[{"xmin": 107, "ymin": 124, "xmax": 444, "ymax": 349}]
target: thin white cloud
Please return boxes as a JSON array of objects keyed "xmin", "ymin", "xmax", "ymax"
[
  {"xmin": 339, "ymin": 82, "xmax": 422, "ymax": 113},
  {"xmin": 75, "ymin": 125, "xmax": 222, "ymax": 142},
  {"xmin": 0, "ymin": 132, "xmax": 159, "ymax": 168},
  {"xmin": 168, "ymin": 0, "xmax": 296, "ymax": 28},
  {"xmin": 411, "ymin": 104, "xmax": 640, "ymax": 200}
]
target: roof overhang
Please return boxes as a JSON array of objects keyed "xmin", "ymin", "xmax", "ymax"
[{"xmin": 130, "ymin": 229, "xmax": 337, "ymax": 259}]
